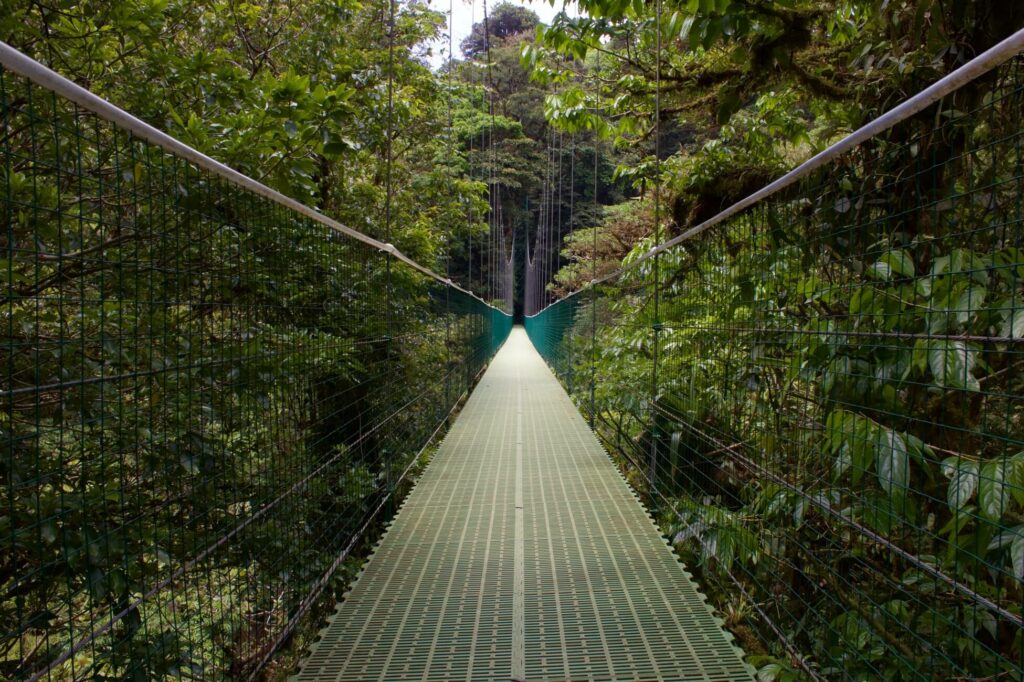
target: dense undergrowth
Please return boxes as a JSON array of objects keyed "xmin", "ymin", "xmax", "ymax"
[{"xmin": 4, "ymin": 0, "xmax": 1024, "ymax": 679}]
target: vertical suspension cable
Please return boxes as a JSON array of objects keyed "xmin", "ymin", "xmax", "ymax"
[
  {"xmin": 467, "ymin": 0, "xmax": 475, "ymax": 293},
  {"xmin": 535, "ymin": 141, "xmax": 540, "ymax": 316},
  {"xmin": 544, "ymin": 127, "xmax": 553, "ymax": 310},
  {"xmin": 536, "ymin": 132, "xmax": 542, "ymax": 315},
  {"xmin": 483, "ymin": 0, "xmax": 496, "ymax": 305},
  {"xmin": 491, "ymin": 101, "xmax": 496, "ymax": 305},
  {"xmin": 384, "ymin": 0, "xmax": 397, "ymax": 495},
  {"xmin": 551, "ymin": 131, "xmax": 559, "ymax": 307},
  {"xmin": 541, "ymin": 141, "xmax": 544, "ymax": 317},
  {"xmin": 545, "ymin": 132, "xmax": 551, "ymax": 311},
  {"xmin": 591, "ymin": 50, "xmax": 600, "ymax": 427},
  {"xmin": 479, "ymin": 55, "xmax": 487, "ymax": 299},
  {"xmin": 445, "ymin": 0, "xmax": 453, "ymax": 405},
  {"xmin": 543, "ymin": 130, "xmax": 550, "ymax": 312},
  {"xmin": 648, "ymin": 0, "xmax": 662, "ymax": 493},
  {"xmin": 555, "ymin": 131, "xmax": 563, "ymax": 306},
  {"xmin": 568, "ymin": 133, "xmax": 575, "ymax": 286},
  {"xmin": 384, "ymin": 0, "xmax": 395, "ymax": 250},
  {"xmin": 567, "ymin": 132, "xmax": 575, "ymax": 391},
  {"xmin": 480, "ymin": 85, "xmax": 486, "ymax": 296}
]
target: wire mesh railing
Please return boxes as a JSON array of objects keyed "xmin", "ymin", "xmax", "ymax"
[
  {"xmin": 527, "ymin": 35, "xmax": 1024, "ymax": 681},
  {"xmin": 0, "ymin": 44, "xmax": 511, "ymax": 680}
]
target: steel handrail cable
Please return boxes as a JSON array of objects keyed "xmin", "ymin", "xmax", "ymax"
[{"xmin": 0, "ymin": 41, "xmax": 505, "ymax": 311}]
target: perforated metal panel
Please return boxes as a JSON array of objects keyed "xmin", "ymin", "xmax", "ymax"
[{"xmin": 295, "ymin": 328, "xmax": 752, "ymax": 681}]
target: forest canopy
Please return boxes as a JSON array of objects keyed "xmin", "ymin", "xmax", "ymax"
[{"xmin": 3, "ymin": 0, "xmax": 1024, "ymax": 679}]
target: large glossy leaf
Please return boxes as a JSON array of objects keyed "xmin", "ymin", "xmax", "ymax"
[
  {"xmin": 942, "ymin": 457, "xmax": 978, "ymax": 510},
  {"xmin": 979, "ymin": 461, "xmax": 1008, "ymax": 521},
  {"xmin": 826, "ymin": 409, "xmax": 874, "ymax": 485},
  {"xmin": 876, "ymin": 428, "xmax": 909, "ymax": 496},
  {"xmin": 867, "ymin": 249, "xmax": 915, "ymax": 280},
  {"xmin": 927, "ymin": 281, "xmax": 986, "ymax": 333},
  {"xmin": 1011, "ymin": 453, "xmax": 1024, "ymax": 506},
  {"xmin": 1012, "ymin": 530, "xmax": 1024, "ymax": 580},
  {"xmin": 956, "ymin": 284, "xmax": 988, "ymax": 319},
  {"xmin": 928, "ymin": 340, "xmax": 980, "ymax": 391},
  {"xmin": 932, "ymin": 248, "xmax": 990, "ymax": 284},
  {"xmin": 832, "ymin": 442, "xmax": 852, "ymax": 481},
  {"xmin": 1002, "ymin": 306, "xmax": 1024, "ymax": 339}
]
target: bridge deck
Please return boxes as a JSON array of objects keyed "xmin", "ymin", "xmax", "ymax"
[{"xmin": 295, "ymin": 328, "xmax": 751, "ymax": 681}]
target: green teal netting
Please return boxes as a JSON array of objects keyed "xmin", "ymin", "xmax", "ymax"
[
  {"xmin": 527, "ymin": 57, "xmax": 1024, "ymax": 680},
  {"xmin": 0, "ymin": 64, "xmax": 511, "ymax": 680}
]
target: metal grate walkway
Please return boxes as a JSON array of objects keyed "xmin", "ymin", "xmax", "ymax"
[{"xmin": 295, "ymin": 328, "xmax": 752, "ymax": 681}]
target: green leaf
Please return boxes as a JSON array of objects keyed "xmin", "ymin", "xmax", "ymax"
[
  {"xmin": 865, "ymin": 261, "xmax": 891, "ymax": 280},
  {"xmin": 827, "ymin": 409, "xmax": 873, "ymax": 484},
  {"xmin": 933, "ymin": 248, "xmax": 989, "ymax": 284},
  {"xmin": 1011, "ymin": 453, "xmax": 1024, "ymax": 506},
  {"xmin": 1002, "ymin": 306, "xmax": 1024, "ymax": 339},
  {"xmin": 876, "ymin": 428, "xmax": 909, "ymax": 495},
  {"xmin": 928, "ymin": 280, "xmax": 986, "ymax": 333},
  {"xmin": 323, "ymin": 137, "xmax": 354, "ymax": 155},
  {"xmin": 663, "ymin": 11, "xmax": 683, "ymax": 39},
  {"xmin": 868, "ymin": 250, "xmax": 915, "ymax": 280},
  {"xmin": 979, "ymin": 461, "xmax": 1008, "ymax": 521},
  {"xmin": 679, "ymin": 15, "xmax": 696, "ymax": 42},
  {"xmin": 832, "ymin": 442, "xmax": 852, "ymax": 481},
  {"xmin": 904, "ymin": 433, "xmax": 934, "ymax": 466},
  {"xmin": 942, "ymin": 457, "xmax": 978, "ymax": 510},
  {"xmin": 1011, "ymin": 530, "xmax": 1024, "ymax": 580},
  {"xmin": 928, "ymin": 340, "xmax": 979, "ymax": 391},
  {"xmin": 955, "ymin": 284, "xmax": 987, "ymax": 323},
  {"xmin": 996, "ymin": 247, "xmax": 1024, "ymax": 279}
]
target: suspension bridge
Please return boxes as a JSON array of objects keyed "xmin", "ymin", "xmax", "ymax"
[
  {"xmin": 3, "ymin": 17, "xmax": 1024, "ymax": 682},
  {"xmin": 295, "ymin": 328, "xmax": 749, "ymax": 680}
]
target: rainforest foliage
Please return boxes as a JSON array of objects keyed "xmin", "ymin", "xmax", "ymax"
[
  {"xmin": 1, "ymin": 1, "xmax": 512, "ymax": 679},
  {"xmin": 4, "ymin": 0, "xmax": 1024, "ymax": 680},
  {"xmin": 523, "ymin": 0, "xmax": 1024, "ymax": 680}
]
